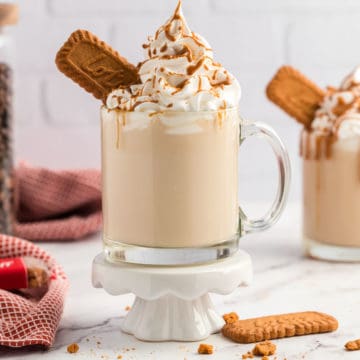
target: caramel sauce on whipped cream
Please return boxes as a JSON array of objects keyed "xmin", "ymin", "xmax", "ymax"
[
  {"xmin": 302, "ymin": 66, "xmax": 360, "ymax": 160},
  {"xmin": 106, "ymin": 1, "xmax": 241, "ymax": 112}
]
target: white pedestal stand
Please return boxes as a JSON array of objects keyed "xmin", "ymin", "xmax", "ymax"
[{"xmin": 92, "ymin": 251, "xmax": 252, "ymax": 342}]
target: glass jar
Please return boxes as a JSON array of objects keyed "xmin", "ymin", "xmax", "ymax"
[{"xmin": 0, "ymin": 3, "xmax": 17, "ymax": 234}]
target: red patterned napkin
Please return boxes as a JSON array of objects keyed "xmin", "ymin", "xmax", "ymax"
[
  {"xmin": 0, "ymin": 235, "xmax": 68, "ymax": 348},
  {"xmin": 14, "ymin": 163, "xmax": 102, "ymax": 241}
]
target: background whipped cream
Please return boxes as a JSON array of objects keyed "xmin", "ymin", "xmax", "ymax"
[
  {"xmin": 312, "ymin": 66, "xmax": 360, "ymax": 139},
  {"xmin": 106, "ymin": 1, "xmax": 241, "ymax": 112}
]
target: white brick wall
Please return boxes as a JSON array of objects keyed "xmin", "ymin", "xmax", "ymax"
[{"xmin": 12, "ymin": 0, "xmax": 360, "ymax": 202}]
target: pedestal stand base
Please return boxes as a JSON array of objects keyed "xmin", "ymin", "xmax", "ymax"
[
  {"xmin": 122, "ymin": 294, "xmax": 223, "ymax": 341},
  {"xmin": 92, "ymin": 251, "xmax": 252, "ymax": 342}
]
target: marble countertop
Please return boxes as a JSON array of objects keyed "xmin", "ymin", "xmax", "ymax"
[{"xmin": 2, "ymin": 203, "xmax": 360, "ymax": 360}]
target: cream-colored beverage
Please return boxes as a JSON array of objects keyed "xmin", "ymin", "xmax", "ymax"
[
  {"xmin": 303, "ymin": 138, "xmax": 360, "ymax": 247},
  {"xmin": 100, "ymin": 2, "xmax": 290, "ymax": 264},
  {"xmin": 102, "ymin": 109, "xmax": 239, "ymax": 248},
  {"xmin": 301, "ymin": 67, "xmax": 360, "ymax": 260}
]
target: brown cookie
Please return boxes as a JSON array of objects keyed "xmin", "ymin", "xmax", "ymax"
[
  {"xmin": 223, "ymin": 312, "xmax": 239, "ymax": 324},
  {"xmin": 67, "ymin": 343, "xmax": 79, "ymax": 354},
  {"xmin": 55, "ymin": 29, "xmax": 140, "ymax": 102},
  {"xmin": 241, "ymin": 351, "xmax": 254, "ymax": 359},
  {"xmin": 198, "ymin": 343, "xmax": 214, "ymax": 355},
  {"xmin": 266, "ymin": 66, "xmax": 325, "ymax": 128},
  {"xmin": 222, "ymin": 311, "xmax": 338, "ymax": 344},
  {"xmin": 252, "ymin": 341, "xmax": 276, "ymax": 356},
  {"xmin": 345, "ymin": 339, "xmax": 360, "ymax": 351}
]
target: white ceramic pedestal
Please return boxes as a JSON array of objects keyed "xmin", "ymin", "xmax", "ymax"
[{"xmin": 92, "ymin": 251, "xmax": 253, "ymax": 342}]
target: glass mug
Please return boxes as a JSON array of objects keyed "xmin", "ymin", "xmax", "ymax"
[
  {"xmin": 101, "ymin": 108, "xmax": 290, "ymax": 265},
  {"xmin": 303, "ymin": 133, "xmax": 360, "ymax": 262}
]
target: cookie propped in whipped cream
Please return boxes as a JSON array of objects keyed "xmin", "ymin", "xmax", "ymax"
[
  {"xmin": 106, "ymin": 1, "xmax": 241, "ymax": 112},
  {"xmin": 312, "ymin": 66, "xmax": 360, "ymax": 139}
]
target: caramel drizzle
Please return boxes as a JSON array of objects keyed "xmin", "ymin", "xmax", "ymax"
[
  {"xmin": 215, "ymin": 101, "xmax": 227, "ymax": 128},
  {"xmin": 210, "ymin": 88, "xmax": 221, "ymax": 98},
  {"xmin": 358, "ymin": 139, "xmax": 360, "ymax": 182},
  {"xmin": 212, "ymin": 69, "xmax": 219, "ymax": 81},
  {"xmin": 130, "ymin": 99, "xmax": 159, "ymax": 111},
  {"xmin": 216, "ymin": 111, "xmax": 223, "ymax": 128},
  {"xmin": 187, "ymin": 58, "xmax": 205, "ymax": 75},
  {"xmin": 115, "ymin": 113, "xmax": 127, "ymax": 149},
  {"xmin": 326, "ymin": 85, "xmax": 337, "ymax": 94},
  {"xmin": 315, "ymin": 158, "xmax": 321, "ymax": 227},
  {"xmin": 211, "ymin": 77, "xmax": 232, "ymax": 87},
  {"xmin": 171, "ymin": 79, "xmax": 189, "ymax": 95},
  {"xmin": 177, "ymin": 44, "xmax": 193, "ymax": 62},
  {"xmin": 160, "ymin": 46, "xmax": 192, "ymax": 62},
  {"xmin": 197, "ymin": 77, "xmax": 202, "ymax": 94},
  {"xmin": 164, "ymin": 24, "xmax": 177, "ymax": 42},
  {"xmin": 116, "ymin": 116, "xmax": 121, "ymax": 149},
  {"xmin": 332, "ymin": 96, "xmax": 355, "ymax": 117},
  {"xmin": 300, "ymin": 130, "xmax": 335, "ymax": 160},
  {"xmin": 184, "ymin": 33, "xmax": 212, "ymax": 51},
  {"xmin": 149, "ymin": 110, "xmax": 165, "ymax": 117}
]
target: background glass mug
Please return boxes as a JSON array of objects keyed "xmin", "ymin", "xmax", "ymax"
[
  {"xmin": 303, "ymin": 133, "xmax": 360, "ymax": 262},
  {"xmin": 101, "ymin": 108, "xmax": 290, "ymax": 265}
]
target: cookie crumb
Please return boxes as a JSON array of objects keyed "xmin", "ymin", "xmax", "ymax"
[
  {"xmin": 262, "ymin": 357, "xmax": 269, "ymax": 360},
  {"xmin": 242, "ymin": 351, "xmax": 254, "ymax": 359},
  {"xmin": 198, "ymin": 343, "xmax": 214, "ymax": 354},
  {"xmin": 125, "ymin": 306, "xmax": 131, "ymax": 311},
  {"xmin": 223, "ymin": 312, "xmax": 239, "ymax": 324},
  {"xmin": 345, "ymin": 339, "xmax": 360, "ymax": 351},
  {"xmin": 117, "ymin": 356, "xmax": 122, "ymax": 359},
  {"xmin": 252, "ymin": 341, "xmax": 276, "ymax": 356},
  {"xmin": 67, "ymin": 343, "xmax": 79, "ymax": 354}
]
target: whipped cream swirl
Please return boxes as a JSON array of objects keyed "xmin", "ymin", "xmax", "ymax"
[
  {"xmin": 106, "ymin": 1, "xmax": 241, "ymax": 112},
  {"xmin": 312, "ymin": 66, "xmax": 360, "ymax": 139}
]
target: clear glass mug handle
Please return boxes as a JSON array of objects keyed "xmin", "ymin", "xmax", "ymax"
[{"xmin": 239, "ymin": 121, "xmax": 291, "ymax": 234}]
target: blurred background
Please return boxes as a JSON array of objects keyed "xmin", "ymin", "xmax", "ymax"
[{"xmin": 12, "ymin": 0, "xmax": 360, "ymax": 206}]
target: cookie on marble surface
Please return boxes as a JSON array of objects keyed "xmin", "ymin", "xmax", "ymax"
[
  {"xmin": 345, "ymin": 339, "xmax": 360, "ymax": 351},
  {"xmin": 198, "ymin": 343, "xmax": 214, "ymax": 354},
  {"xmin": 252, "ymin": 341, "xmax": 277, "ymax": 356},
  {"xmin": 223, "ymin": 311, "xmax": 239, "ymax": 324},
  {"xmin": 222, "ymin": 311, "xmax": 338, "ymax": 344}
]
